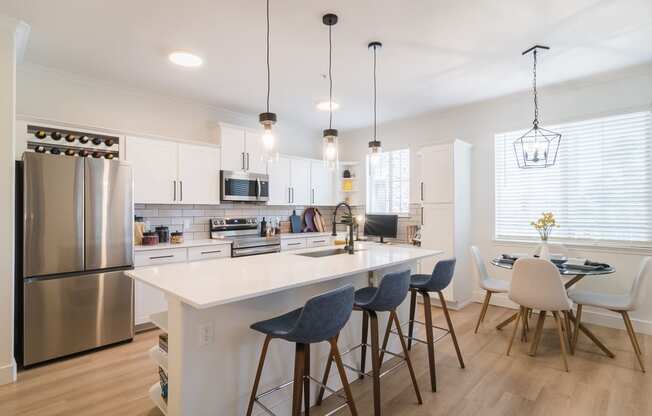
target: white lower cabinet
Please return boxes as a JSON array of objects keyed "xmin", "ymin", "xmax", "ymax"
[
  {"xmin": 282, "ymin": 238, "xmax": 307, "ymax": 251},
  {"xmin": 187, "ymin": 245, "xmax": 231, "ymax": 261},
  {"xmin": 281, "ymin": 234, "xmax": 332, "ymax": 251},
  {"xmin": 307, "ymin": 236, "xmax": 330, "ymax": 248}
]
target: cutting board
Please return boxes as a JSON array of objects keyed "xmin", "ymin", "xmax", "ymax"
[{"xmin": 290, "ymin": 210, "xmax": 302, "ymax": 233}]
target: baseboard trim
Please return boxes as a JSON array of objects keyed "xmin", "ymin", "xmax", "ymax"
[
  {"xmin": 471, "ymin": 290, "xmax": 652, "ymax": 336},
  {"xmin": 0, "ymin": 358, "xmax": 17, "ymax": 385}
]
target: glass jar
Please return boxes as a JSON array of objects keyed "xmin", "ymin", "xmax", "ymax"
[
  {"xmin": 170, "ymin": 231, "xmax": 184, "ymax": 244},
  {"xmin": 142, "ymin": 231, "xmax": 159, "ymax": 246}
]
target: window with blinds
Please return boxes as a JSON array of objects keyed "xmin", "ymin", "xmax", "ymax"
[
  {"xmin": 495, "ymin": 111, "xmax": 652, "ymax": 246},
  {"xmin": 366, "ymin": 148, "xmax": 410, "ymax": 215}
]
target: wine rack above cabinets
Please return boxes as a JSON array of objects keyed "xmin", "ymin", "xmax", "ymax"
[{"xmin": 26, "ymin": 125, "xmax": 120, "ymax": 160}]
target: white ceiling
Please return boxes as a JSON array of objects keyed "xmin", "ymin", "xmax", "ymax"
[{"xmin": 3, "ymin": 0, "xmax": 652, "ymax": 131}]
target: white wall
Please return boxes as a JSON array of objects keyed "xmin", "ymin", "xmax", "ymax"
[
  {"xmin": 341, "ymin": 63, "xmax": 652, "ymax": 333},
  {"xmin": 16, "ymin": 63, "xmax": 321, "ymax": 158}
]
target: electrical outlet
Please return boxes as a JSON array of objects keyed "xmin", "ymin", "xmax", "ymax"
[{"xmin": 198, "ymin": 323, "xmax": 214, "ymax": 347}]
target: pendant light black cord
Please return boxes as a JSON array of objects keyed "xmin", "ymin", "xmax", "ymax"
[
  {"xmin": 372, "ymin": 45, "xmax": 377, "ymax": 141},
  {"xmin": 265, "ymin": 0, "xmax": 271, "ymax": 113},
  {"xmin": 532, "ymin": 49, "xmax": 538, "ymax": 127},
  {"xmin": 328, "ymin": 24, "xmax": 333, "ymax": 129}
]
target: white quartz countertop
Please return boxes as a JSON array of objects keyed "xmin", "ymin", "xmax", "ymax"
[
  {"xmin": 280, "ymin": 232, "xmax": 333, "ymax": 239},
  {"xmin": 126, "ymin": 242, "xmax": 441, "ymax": 309},
  {"xmin": 134, "ymin": 239, "xmax": 232, "ymax": 252}
]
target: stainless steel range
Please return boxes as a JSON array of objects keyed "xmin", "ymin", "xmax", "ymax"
[{"xmin": 210, "ymin": 217, "xmax": 280, "ymax": 257}]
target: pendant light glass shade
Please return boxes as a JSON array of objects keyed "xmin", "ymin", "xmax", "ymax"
[
  {"xmin": 259, "ymin": 0, "xmax": 277, "ymax": 161},
  {"xmin": 368, "ymin": 41, "xmax": 382, "ymax": 159},
  {"xmin": 322, "ymin": 14, "xmax": 339, "ymax": 169},
  {"xmin": 513, "ymin": 45, "xmax": 561, "ymax": 169}
]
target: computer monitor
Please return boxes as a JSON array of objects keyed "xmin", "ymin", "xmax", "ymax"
[{"xmin": 364, "ymin": 214, "xmax": 398, "ymax": 243}]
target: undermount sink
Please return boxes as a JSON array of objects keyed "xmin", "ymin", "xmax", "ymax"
[{"xmin": 296, "ymin": 248, "xmax": 365, "ymax": 258}]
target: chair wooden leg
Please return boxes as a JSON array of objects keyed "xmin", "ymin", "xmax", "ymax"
[
  {"xmin": 378, "ymin": 310, "xmax": 394, "ymax": 365},
  {"xmin": 408, "ymin": 289, "xmax": 417, "ymax": 350},
  {"xmin": 563, "ymin": 311, "xmax": 573, "ymax": 352},
  {"xmin": 421, "ymin": 291, "xmax": 438, "ymax": 392},
  {"xmin": 474, "ymin": 291, "xmax": 492, "ymax": 334},
  {"xmin": 292, "ymin": 343, "xmax": 306, "ymax": 416},
  {"xmin": 304, "ymin": 343, "xmax": 310, "ymax": 416},
  {"xmin": 360, "ymin": 311, "xmax": 369, "ymax": 379},
  {"xmin": 521, "ymin": 308, "xmax": 529, "ymax": 342},
  {"xmin": 528, "ymin": 311, "xmax": 546, "ymax": 357},
  {"xmin": 572, "ymin": 305, "xmax": 582, "ymax": 354},
  {"xmin": 369, "ymin": 310, "xmax": 382, "ymax": 416},
  {"xmin": 329, "ymin": 337, "xmax": 359, "ymax": 416},
  {"xmin": 621, "ymin": 311, "xmax": 646, "ymax": 372},
  {"xmin": 392, "ymin": 311, "xmax": 423, "ymax": 404},
  {"xmin": 552, "ymin": 312, "xmax": 569, "ymax": 372},
  {"xmin": 246, "ymin": 335, "xmax": 272, "ymax": 416},
  {"xmin": 438, "ymin": 291, "xmax": 465, "ymax": 369},
  {"xmin": 506, "ymin": 307, "xmax": 523, "ymax": 356}
]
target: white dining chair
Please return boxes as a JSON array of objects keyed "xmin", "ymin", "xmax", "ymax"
[
  {"xmin": 471, "ymin": 246, "xmax": 510, "ymax": 333},
  {"xmin": 507, "ymin": 258, "xmax": 573, "ymax": 371},
  {"xmin": 569, "ymin": 257, "xmax": 650, "ymax": 372}
]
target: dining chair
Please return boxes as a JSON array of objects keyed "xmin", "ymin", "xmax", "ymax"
[
  {"xmin": 470, "ymin": 246, "xmax": 510, "ymax": 333},
  {"xmin": 507, "ymin": 258, "xmax": 573, "ymax": 371},
  {"xmin": 569, "ymin": 257, "xmax": 650, "ymax": 372}
]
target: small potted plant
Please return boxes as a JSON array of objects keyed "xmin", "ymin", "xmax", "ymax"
[{"xmin": 531, "ymin": 212, "xmax": 558, "ymax": 259}]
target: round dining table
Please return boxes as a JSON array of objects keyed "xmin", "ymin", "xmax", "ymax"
[{"xmin": 490, "ymin": 257, "xmax": 617, "ymax": 359}]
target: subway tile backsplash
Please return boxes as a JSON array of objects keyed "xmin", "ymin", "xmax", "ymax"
[{"xmin": 135, "ymin": 203, "xmax": 421, "ymax": 242}]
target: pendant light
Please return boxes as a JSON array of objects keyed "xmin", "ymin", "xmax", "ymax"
[
  {"xmin": 513, "ymin": 45, "xmax": 561, "ymax": 169},
  {"xmin": 259, "ymin": 0, "xmax": 277, "ymax": 158},
  {"xmin": 368, "ymin": 41, "xmax": 383, "ymax": 163},
  {"xmin": 322, "ymin": 13, "xmax": 339, "ymax": 169}
]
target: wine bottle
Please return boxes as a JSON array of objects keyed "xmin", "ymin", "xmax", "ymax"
[
  {"xmin": 78, "ymin": 135, "xmax": 90, "ymax": 144},
  {"xmin": 104, "ymin": 138, "xmax": 115, "ymax": 147},
  {"xmin": 65, "ymin": 134, "xmax": 77, "ymax": 142},
  {"xmin": 92, "ymin": 137, "xmax": 103, "ymax": 145},
  {"xmin": 65, "ymin": 149, "xmax": 76, "ymax": 156},
  {"xmin": 34, "ymin": 145, "xmax": 46, "ymax": 153},
  {"xmin": 50, "ymin": 147, "xmax": 61, "ymax": 155},
  {"xmin": 79, "ymin": 149, "xmax": 90, "ymax": 157},
  {"xmin": 105, "ymin": 153, "xmax": 115, "ymax": 160},
  {"xmin": 92, "ymin": 151, "xmax": 102, "ymax": 158},
  {"xmin": 34, "ymin": 130, "xmax": 47, "ymax": 139},
  {"xmin": 51, "ymin": 131, "xmax": 62, "ymax": 140}
]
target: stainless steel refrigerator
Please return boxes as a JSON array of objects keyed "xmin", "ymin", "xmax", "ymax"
[{"xmin": 21, "ymin": 152, "xmax": 134, "ymax": 366}]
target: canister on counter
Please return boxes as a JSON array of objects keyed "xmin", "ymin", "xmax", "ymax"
[{"xmin": 155, "ymin": 226, "xmax": 170, "ymax": 243}]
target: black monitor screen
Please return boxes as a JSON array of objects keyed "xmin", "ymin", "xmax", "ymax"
[{"xmin": 364, "ymin": 214, "xmax": 398, "ymax": 242}]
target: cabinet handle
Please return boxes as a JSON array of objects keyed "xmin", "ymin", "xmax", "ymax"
[
  {"xmin": 242, "ymin": 152, "xmax": 245, "ymax": 170},
  {"xmin": 180, "ymin": 181, "xmax": 183, "ymax": 201},
  {"xmin": 311, "ymin": 188, "xmax": 314, "ymax": 204},
  {"xmin": 150, "ymin": 254, "xmax": 174, "ymax": 260},
  {"xmin": 420, "ymin": 182, "xmax": 424, "ymax": 201},
  {"xmin": 421, "ymin": 207, "xmax": 424, "ymax": 225},
  {"xmin": 312, "ymin": 240, "xmax": 325, "ymax": 243},
  {"xmin": 288, "ymin": 187, "xmax": 292, "ymax": 204},
  {"xmin": 201, "ymin": 250, "xmax": 222, "ymax": 255},
  {"xmin": 173, "ymin": 180, "xmax": 177, "ymax": 202},
  {"xmin": 291, "ymin": 187, "xmax": 295, "ymax": 204},
  {"xmin": 287, "ymin": 242, "xmax": 302, "ymax": 246},
  {"xmin": 247, "ymin": 153, "xmax": 250, "ymax": 170}
]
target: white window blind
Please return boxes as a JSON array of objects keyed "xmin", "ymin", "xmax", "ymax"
[
  {"xmin": 366, "ymin": 149, "xmax": 410, "ymax": 214},
  {"xmin": 495, "ymin": 111, "xmax": 652, "ymax": 246}
]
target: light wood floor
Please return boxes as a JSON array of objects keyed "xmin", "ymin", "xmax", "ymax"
[{"xmin": 1, "ymin": 303, "xmax": 649, "ymax": 416}]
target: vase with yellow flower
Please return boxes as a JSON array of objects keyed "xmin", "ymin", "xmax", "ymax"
[{"xmin": 531, "ymin": 212, "xmax": 558, "ymax": 259}]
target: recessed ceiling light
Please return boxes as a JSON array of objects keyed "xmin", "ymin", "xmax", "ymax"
[
  {"xmin": 316, "ymin": 100, "xmax": 339, "ymax": 111},
  {"xmin": 168, "ymin": 51, "xmax": 203, "ymax": 67}
]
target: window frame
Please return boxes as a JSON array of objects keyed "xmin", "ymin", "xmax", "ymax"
[{"xmin": 365, "ymin": 148, "xmax": 411, "ymax": 217}]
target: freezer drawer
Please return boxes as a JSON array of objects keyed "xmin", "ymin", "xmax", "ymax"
[{"xmin": 23, "ymin": 271, "xmax": 134, "ymax": 366}]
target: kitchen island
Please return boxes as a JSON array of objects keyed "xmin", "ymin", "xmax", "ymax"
[{"xmin": 126, "ymin": 242, "xmax": 441, "ymax": 416}]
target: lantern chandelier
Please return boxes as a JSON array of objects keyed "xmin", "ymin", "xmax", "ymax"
[{"xmin": 513, "ymin": 45, "xmax": 561, "ymax": 169}]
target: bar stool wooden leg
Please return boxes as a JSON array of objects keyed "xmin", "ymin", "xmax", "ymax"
[
  {"xmin": 304, "ymin": 343, "xmax": 310, "ymax": 416},
  {"xmin": 378, "ymin": 311, "xmax": 394, "ymax": 365},
  {"xmin": 392, "ymin": 311, "xmax": 423, "ymax": 404},
  {"xmin": 421, "ymin": 291, "xmax": 437, "ymax": 392},
  {"xmin": 438, "ymin": 291, "xmax": 465, "ymax": 369},
  {"xmin": 369, "ymin": 310, "xmax": 382, "ymax": 416},
  {"xmin": 474, "ymin": 291, "xmax": 492, "ymax": 333},
  {"xmin": 315, "ymin": 334, "xmax": 335, "ymax": 405},
  {"xmin": 292, "ymin": 343, "xmax": 306, "ymax": 416},
  {"xmin": 408, "ymin": 289, "xmax": 417, "ymax": 350},
  {"xmin": 329, "ymin": 337, "xmax": 359, "ymax": 416},
  {"xmin": 359, "ymin": 311, "xmax": 369, "ymax": 379},
  {"xmin": 246, "ymin": 335, "xmax": 272, "ymax": 416}
]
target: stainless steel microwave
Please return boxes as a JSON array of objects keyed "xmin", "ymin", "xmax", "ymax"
[{"xmin": 220, "ymin": 170, "xmax": 269, "ymax": 202}]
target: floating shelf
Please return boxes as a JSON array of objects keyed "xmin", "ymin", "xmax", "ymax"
[
  {"xmin": 148, "ymin": 382, "xmax": 168, "ymax": 415},
  {"xmin": 150, "ymin": 311, "xmax": 169, "ymax": 332},
  {"xmin": 148, "ymin": 346, "xmax": 168, "ymax": 373}
]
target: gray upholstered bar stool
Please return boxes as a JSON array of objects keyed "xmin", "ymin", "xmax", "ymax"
[
  {"xmin": 406, "ymin": 258, "xmax": 465, "ymax": 392},
  {"xmin": 315, "ymin": 270, "xmax": 422, "ymax": 416},
  {"xmin": 246, "ymin": 285, "xmax": 358, "ymax": 416}
]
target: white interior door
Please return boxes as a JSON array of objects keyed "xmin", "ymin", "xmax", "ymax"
[
  {"xmin": 244, "ymin": 131, "xmax": 268, "ymax": 174},
  {"xmin": 310, "ymin": 161, "xmax": 334, "ymax": 206},
  {"xmin": 125, "ymin": 136, "xmax": 178, "ymax": 203},
  {"xmin": 290, "ymin": 158, "xmax": 311, "ymax": 205},
  {"xmin": 420, "ymin": 144, "xmax": 453, "ymax": 204},
  {"xmin": 178, "ymin": 143, "xmax": 220, "ymax": 205},
  {"xmin": 267, "ymin": 157, "xmax": 291, "ymax": 205},
  {"xmin": 420, "ymin": 203, "xmax": 455, "ymax": 300},
  {"xmin": 220, "ymin": 125, "xmax": 246, "ymax": 172}
]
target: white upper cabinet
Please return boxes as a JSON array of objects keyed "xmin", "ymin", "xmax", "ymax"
[
  {"xmin": 310, "ymin": 161, "xmax": 335, "ymax": 206},
  {"xmin": 267, "ymin": 157, "xmax": 291, "ymax": 205},
  {"xmin": 177, "ymin": 143, "xmax": 220, "ymax": 205},
  {"xmin": 126, "ymin": 136, "xmax": 220, "ymax": 205},
  {"xmin": 291, "ymin": 158, "xmax": 311, "ymax": 206},
  {"xmin": 419, "ymin": 144, "xmax": 453, "ymax": 204},
  {"xmin": 218, "ymin": 123, "xmax": 267, "ymax": 175},
  {"xmin": 126, "ymin": 136, "xmax": 178, "ymax": 204}
]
